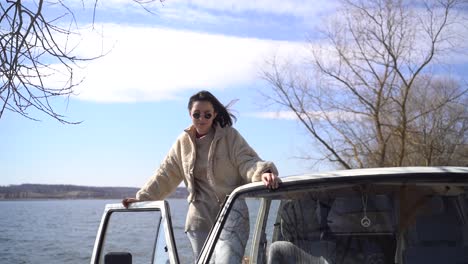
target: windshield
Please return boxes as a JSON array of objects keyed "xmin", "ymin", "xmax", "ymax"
[{"xmin": 207, "ymin": 180, "xmax": 468, "ymax": 264}]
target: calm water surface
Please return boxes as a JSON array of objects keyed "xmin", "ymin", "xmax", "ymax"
[{"xmin": 0, "ymin": 199, "xmax": 192, "ymax": 264}]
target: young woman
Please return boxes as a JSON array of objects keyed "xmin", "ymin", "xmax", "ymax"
[{"xmin": 122, "ymin": 90, "xmax": 280, "ymax": 260}]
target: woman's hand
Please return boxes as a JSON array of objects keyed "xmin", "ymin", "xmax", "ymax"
[
  {"xmin": 261, "ymin": 172, "xmax": 281, "ymax": 190},
  {"xmin": 122, "ymin": 197, "xmax": 140, "ymax": 208}
]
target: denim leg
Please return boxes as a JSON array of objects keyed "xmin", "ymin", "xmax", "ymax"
[
  {"xmin": 213, "ymin": 199, "xmax": 250, "ymax": 264},
  {"xmin": 187, "ymin": 230, "xmax": 210, "ymax": 262},
  {"xmin": 267, "ymin": 241, "xmax": 332, "ymax": 264}
]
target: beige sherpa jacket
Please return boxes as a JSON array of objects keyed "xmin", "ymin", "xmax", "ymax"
[{"xmin": 136, "ymin": 124, "xmax": 278, "ymax": 202}]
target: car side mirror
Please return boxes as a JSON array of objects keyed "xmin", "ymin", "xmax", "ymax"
[{"xmin": 104, "ymin": 252, "xmax": 132, "ymax": 264}]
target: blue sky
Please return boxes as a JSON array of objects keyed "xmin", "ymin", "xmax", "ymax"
[
  {"xmin": 0, "ymin": 0, "xmax": 340, "ymax": 187},
  {"xmin": 2, "ymin": 0, "xmax": 467, "ymax": 187}
]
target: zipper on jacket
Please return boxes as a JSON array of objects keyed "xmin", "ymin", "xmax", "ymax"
[
  {"xmin": 188, "ymin": 131, "xmax": 197, "ymax": 203},
  {"xmin": 207, "ymin": 136, "xmax": 222, "ymax": 204}
]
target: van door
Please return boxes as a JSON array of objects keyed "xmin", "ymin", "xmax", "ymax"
[{"xmin": 90, "ymin": 201, "xmax": 179, "ymax": 264}]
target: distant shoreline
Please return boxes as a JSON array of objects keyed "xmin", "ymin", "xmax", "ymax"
[{"xmin": 0, "ymin": 184, "xmax": 188, "ymax": 200}]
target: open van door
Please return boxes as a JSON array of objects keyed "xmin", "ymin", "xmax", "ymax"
[{"xmin": 90, "ymin": 201, "xmax": 179, "ymax": 264}]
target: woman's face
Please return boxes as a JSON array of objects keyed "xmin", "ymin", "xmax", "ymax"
[{"xmin": 190, "ymin": 101, "xmax": 217, "ymax": 135}]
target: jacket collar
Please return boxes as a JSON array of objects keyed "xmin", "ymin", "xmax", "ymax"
[{"xmin": 184, "ymin": 123, "xmax": 227, "ymax": 141}]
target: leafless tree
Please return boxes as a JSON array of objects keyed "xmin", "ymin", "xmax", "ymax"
[
  {"xmin": 0, "ymin": 0, "xmax": 100, "ymax": 123},
  {"xmin": 262, "ymin": 0, "xmax": 468, "ymax": 168},
  {"xmin": 403, "ymin": 76, "xmax": 467, "ymax": 166},
  {"xmin": 0, "ymin": 0, "xmax": 162, "ymax": 123}
]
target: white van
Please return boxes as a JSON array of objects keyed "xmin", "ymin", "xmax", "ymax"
[{"xmin": 90, "ymin": 167, "xmax": 468, "ymax": 264}]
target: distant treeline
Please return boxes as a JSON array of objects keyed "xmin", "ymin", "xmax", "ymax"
[{"xmin": 0, "ymin": 184, "xmax": 188, "ymax": 200}]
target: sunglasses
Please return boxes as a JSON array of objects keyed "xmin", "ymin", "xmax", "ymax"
[{"xmin": 192, "ymin": 112, "xmax": 213, "ymax": 120}]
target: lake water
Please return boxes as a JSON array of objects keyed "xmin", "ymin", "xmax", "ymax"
[{"xmin": 0, "ymin": 199, "xmax": 193, "ymax": 264}]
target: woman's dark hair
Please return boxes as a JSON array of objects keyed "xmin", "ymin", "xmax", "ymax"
[{"xmin": 188, "ymin": 90, "xmax": 237, "ymax": 128}]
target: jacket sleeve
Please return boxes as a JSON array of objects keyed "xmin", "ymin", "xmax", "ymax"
[
  {"xmin": 136, "ymin": 141, "xmax": 184, "ymax": 201},
  {"xmin": 229, "ymin": 128, "xmax": 279, "ymax": 183}
]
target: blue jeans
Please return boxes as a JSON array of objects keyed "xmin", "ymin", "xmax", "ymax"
[
  {"xmin": 212, "ymin": 199, "xmax": 250, "ymax": 264},
  {"xmin": 187, "ymin": 230, "xmax": 210, "ymax": 261},
  {"xmin": 187, "ymin": 199, "xmax": 250, "ymax": 264}
]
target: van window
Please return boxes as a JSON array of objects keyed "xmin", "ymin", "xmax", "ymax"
[
  {"xmin": 209, "ymin": 182, "xmax": 468, "ymax": 264},
  {"xmin": 99, "ymin": 210, "xmax": 161, "ymax": 264}
]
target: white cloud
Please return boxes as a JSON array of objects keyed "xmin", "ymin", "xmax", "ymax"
[
  {"xmin": 168, "ymin": 0, "xmax": 337, "ymax": 17},
  {"xmin": 249, "ymin": 111, "xmax": 300, "ymax": 120},
  {"xmin": 250, "ymin": 111, "xmax": 367, "ymax": 122},
  {"xmin": 45, "ymin": 24, "xmax": 305, "ymax": 102},
  {"xmin": 39, "ymin": 1, "xmax": 468, "ymax": 103},
  {"xmin": 61, "ymin": 0, "xmax": 338, "ymax": 35},
  {"xmin": 70, "ymin": 0, "xmax": 337, "ymax": 18}
]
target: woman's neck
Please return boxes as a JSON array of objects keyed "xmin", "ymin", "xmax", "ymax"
[{"xmin": 195, "ymin": 129, "xmax": 212, "ymax": 139}]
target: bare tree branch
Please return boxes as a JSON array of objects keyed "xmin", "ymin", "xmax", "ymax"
[
  {"xmin": 1, "ymin": 0, "xmax": 163, "ymax": 123},
  {"xmin": 262, "ymin": 0, "xmax": 468, "ymax": 168}
]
